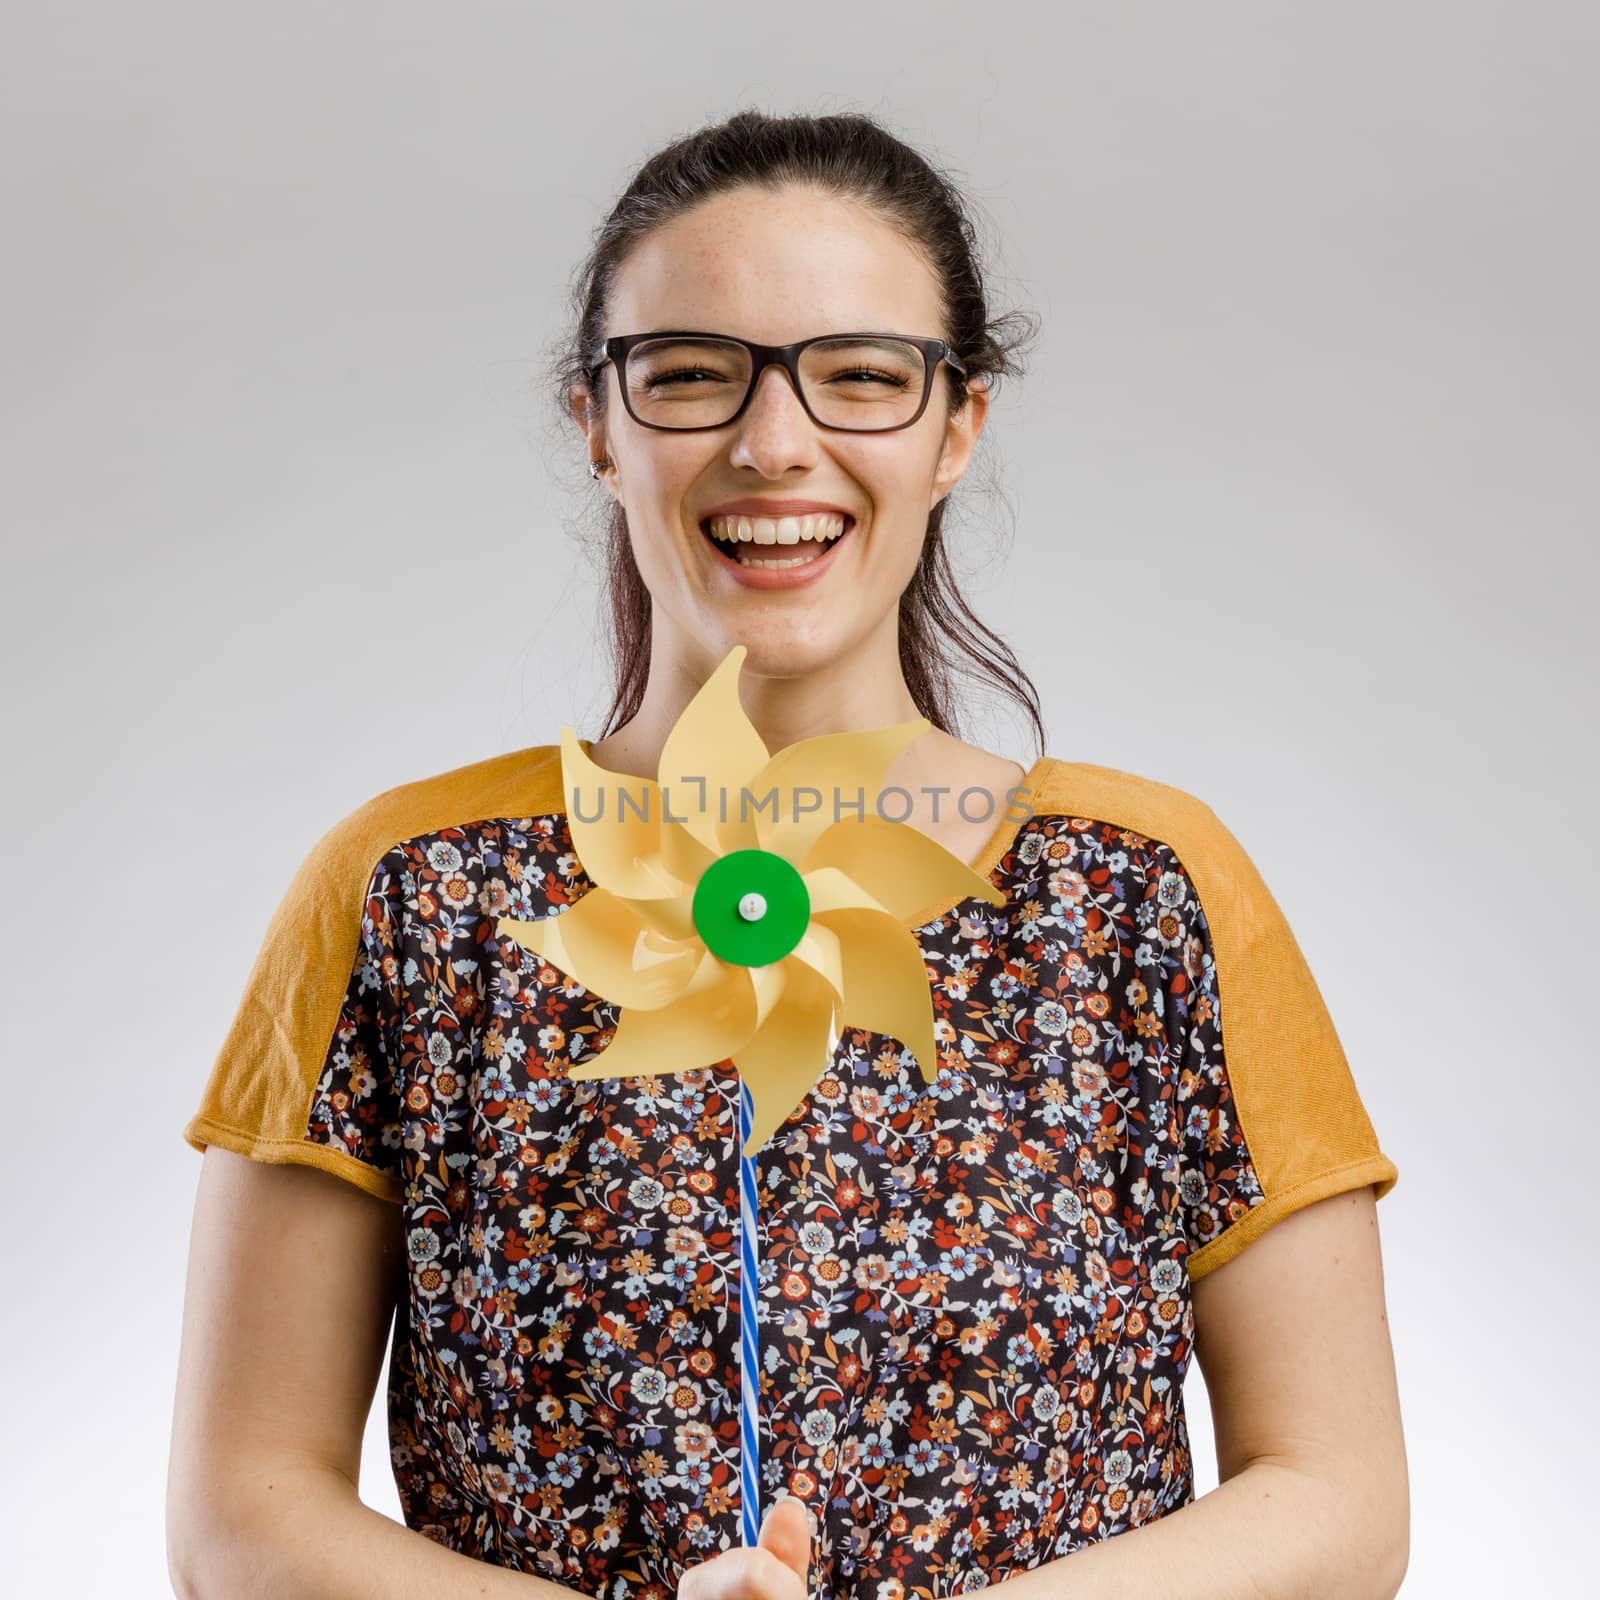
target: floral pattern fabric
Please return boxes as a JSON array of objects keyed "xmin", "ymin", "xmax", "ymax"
[{"xmin": 307, "ymin": 807, "xmax": 1262, "ymax": 1597}]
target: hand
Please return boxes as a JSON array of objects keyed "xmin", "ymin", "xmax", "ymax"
[{"xmin": 677, "ymin": 1499, "xmax": 813, "ymax": 1600}]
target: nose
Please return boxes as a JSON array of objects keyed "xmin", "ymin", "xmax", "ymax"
[{"xmin": 725, "ymin": 361, "xmax": 823, "ymax": 477}]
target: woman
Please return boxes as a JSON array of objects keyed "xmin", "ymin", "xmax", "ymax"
[{"xmin": 168, "ymin": 110, "xmax": 1408, "ymax": 1598}]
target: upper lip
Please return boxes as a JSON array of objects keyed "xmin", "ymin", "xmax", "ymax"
[{"xmin": 701, "ymin": 498, "xmax": 855, "ymax": 524}]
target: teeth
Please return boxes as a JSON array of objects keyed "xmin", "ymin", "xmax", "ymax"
[{"xmin": 705, "ymin": 512, "xmax": 849, "ymax": 546}]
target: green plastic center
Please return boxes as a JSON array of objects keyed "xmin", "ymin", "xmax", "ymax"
[{"xmin": 692, "ymin": 849, "xmax": 810, "ymax": 968}]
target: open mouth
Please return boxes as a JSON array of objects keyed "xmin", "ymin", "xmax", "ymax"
[{"xmin": 700, "ymin": 513, "xmax": 856, "ymax": 569}]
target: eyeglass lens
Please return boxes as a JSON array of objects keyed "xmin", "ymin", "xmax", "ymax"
[{"xmin": 622, "ymin": 337, "xmax": 930, "ymax": 430}]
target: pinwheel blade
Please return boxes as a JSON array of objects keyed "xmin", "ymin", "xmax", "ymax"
[
  {"xmin": 657, "ymin": 644, "xmax": 771, "ymax": 863},
  {"xmin": 561, "ymin": 728, "xmax": 677, "ymax": 900},
  {"xmin": 626, "ymin": 888, "xmax": 702, "ymax": 945},
  {"xmin": 789, "ymin": 919, "xmax": 846, "ymax": 1013},
  {"xmin": 743, "ymin": 719, "xmax": 932, "ymax": 866},
  {"xmin": 730, "ymin": 953, "xmax": 840, "ymax": 1154},
  {"xmin": 810, "ymin": 904, "xmax": 941, "ymax": 1083},
  {"xmin": 801, "ymin": 865, "xmax": 891, "ymax": 919},
  {"xmin": 496, "ymin": 885, "xmax": 699, "ymax": 1012},
  {"xmin": 568, "ymin": 948, "xmax": 758, "ymax": 1082},
  {"xmin": 801, "ymin": 814, "xmax": 1010, "ymax": 921},
  {"xmin": 746, "ymin": 956, "xmax": 790, "ymax": 1035}
]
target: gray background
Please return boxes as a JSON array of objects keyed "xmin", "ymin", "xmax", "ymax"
[{"xmin": 3, "ymin": 2, "xmax": 1593, "ymax": 1593}]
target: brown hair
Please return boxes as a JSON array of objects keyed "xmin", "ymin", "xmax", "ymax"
[{"xmin": 546, "ymin": 107, "xmax": 1045, "ymax": 756}]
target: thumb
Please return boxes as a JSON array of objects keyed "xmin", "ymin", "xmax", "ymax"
[{"xmin": 756, "ymin": 1497, "xmax": 813, "ymax": 1584}]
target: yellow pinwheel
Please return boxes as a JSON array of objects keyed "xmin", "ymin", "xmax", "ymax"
[{"xmin": 495, "ymin": 644, "xmax": 1011, "ymax": 1154}]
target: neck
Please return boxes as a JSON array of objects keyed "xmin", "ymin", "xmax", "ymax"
[{"xmin": 587, "ymin": 627, "xmax": 928, "ymax": 781}]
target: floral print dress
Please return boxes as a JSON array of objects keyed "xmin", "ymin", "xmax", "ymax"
[{"xmin": 182, "ymin": 744, "xmax": 1398, "ymax": 1598}]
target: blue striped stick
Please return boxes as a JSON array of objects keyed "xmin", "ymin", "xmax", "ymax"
[{"xmin": 738, "ymin": 1077, "xmax": 760, "ymax": 1548}]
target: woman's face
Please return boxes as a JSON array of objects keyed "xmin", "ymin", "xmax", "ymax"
[{"xmin": 580, "ymin": 184, "xmax": 989, "ymax": 678}]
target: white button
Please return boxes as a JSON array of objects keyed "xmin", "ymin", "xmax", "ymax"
[{"xmin": 737, "ymin": 891, "xmax": 767, "ymax": 922}]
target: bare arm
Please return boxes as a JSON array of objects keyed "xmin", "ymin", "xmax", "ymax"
[
  {"xmin": 977, "ymin": 1187, "xmax": 1409, "ymax": 1599},
  {"xmin": 166, "ymin": 1147, "xmax": 588, "ymax": 1598}
]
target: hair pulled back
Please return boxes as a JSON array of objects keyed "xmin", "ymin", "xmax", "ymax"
[{"xmin": 549, "ymin": 107, "xmax": 1044, "ymax": 755}]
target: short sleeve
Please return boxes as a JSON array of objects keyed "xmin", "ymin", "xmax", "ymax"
[
  {"xmin": 1164, "ymin": 807, "xmax": 1399, "ymax": 1281},
  {"xmin": 182, "ymin": 815, "xmax": 407, "ymax": 1204}
]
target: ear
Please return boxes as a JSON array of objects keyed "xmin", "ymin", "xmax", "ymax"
[
  {"xmin": 929, "ymin": 377, "xmax": 990, "ymax": 508},
  {"xmin": 572, "ymin": 378, "xmax": 619, "ymax": 491},
  {"xmin": 570, "ymin": 379, "xmax": 599, "ymax": 445}
]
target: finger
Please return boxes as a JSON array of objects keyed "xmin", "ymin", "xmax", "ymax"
[
  {"xmin": 757, "ymin": 1497, "xmax": 814, "ymax": 1583},
  {"xmin": 679, "ymin": 1547, "xmax": 805, "ymax": 1600}
]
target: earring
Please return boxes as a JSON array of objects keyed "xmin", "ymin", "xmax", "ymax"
[{"xmin": 589, "ymin": 456, "xmax": 612, "ymax": 480}]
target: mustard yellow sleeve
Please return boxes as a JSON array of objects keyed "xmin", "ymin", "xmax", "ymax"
[
  {"xmin": 181, "ymin": 810, "xmax": 407, "ymax": 1203},
  {"xmin": 1165, "ymin": 805, "xmax": 1399, "ymax": 1282}
]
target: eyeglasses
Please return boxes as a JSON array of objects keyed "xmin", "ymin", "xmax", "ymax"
[{"xmin": 586, "ymin": 331, "xmax": 968, "ymax": 434}]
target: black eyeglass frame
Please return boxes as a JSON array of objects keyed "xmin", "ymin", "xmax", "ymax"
[{"xmin": 585, "ymin": 330, "xmax": 970, "ymax": 434}]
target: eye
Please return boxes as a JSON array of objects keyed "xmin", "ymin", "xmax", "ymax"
[
  {"xmin": 646, "ymin": 366, "xmax": 727, "ymax": 387},
  {"xmin": 829, "ymin": 365, "xmax": 911, "ymax": 387}
]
